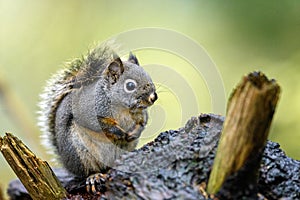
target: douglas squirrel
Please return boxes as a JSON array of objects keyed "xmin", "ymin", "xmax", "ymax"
[{"xmin": 38, "ymin": 44, "xmax": 157, "ymax": 193}]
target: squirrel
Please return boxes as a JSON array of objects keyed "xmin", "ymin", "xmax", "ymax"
[{"xmin": 38, "ymin": 44, "xmax": 157, "ymax": 192}]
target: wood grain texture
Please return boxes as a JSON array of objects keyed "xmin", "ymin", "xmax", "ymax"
[
  {"xmin": 207, "ymin": 71, "xmax": 281, "ymax": 194},
  {"xmin": 0, "ymin": 133, "xmax": 67, "ymax": 200}
]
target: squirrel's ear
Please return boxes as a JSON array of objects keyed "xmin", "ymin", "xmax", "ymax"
[
  {"xmin": 128, "ymin": 52, "xmax": 139, "ymax": 65},
  {"xmin": 104, "ymin": 54, "xmax": 124, "ymax": 84}
]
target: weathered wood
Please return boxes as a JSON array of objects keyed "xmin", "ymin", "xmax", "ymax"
[
  {"xmin": 207, "ymin": 71, "xmax": 281, "ymax": 195},
  {"xmin": 0, "ymin": 133, "xmax": 67, "ymax": 200},
  {"xmin": 0, "ymin": 185, "xmax": 4, "ymax": 200}
]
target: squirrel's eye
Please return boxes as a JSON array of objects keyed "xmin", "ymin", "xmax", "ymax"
[{"xmin": 124, "ymin": 79, "xmax": 137, "ymax": 93}]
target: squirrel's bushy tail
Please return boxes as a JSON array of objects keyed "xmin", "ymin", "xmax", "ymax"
[{"xmin": 37, "ymin": 43, "xmax": 117, "ymax": 157}]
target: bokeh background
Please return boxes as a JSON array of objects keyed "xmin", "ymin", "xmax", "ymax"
[{"xmin": 1, "ymin": 0, "xmax": 300, "ymax": 196}]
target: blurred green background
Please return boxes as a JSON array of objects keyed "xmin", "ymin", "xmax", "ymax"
[{"xmin": 1, "ymin": 0, "xmax": 300, "ymax": 196}]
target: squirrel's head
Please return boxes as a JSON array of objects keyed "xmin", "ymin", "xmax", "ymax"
[{"xmin": 103, "ymin": 53, "xmax": 157, "ymax": 110}]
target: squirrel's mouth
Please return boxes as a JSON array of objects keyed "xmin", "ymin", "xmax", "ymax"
[
  {"xmin": 132, "ymin": 92, "xmax": 158, "ymax": 109},
  {"xmin": 147, "ymin": 92, "xmax": 158, "ymax": 104}
]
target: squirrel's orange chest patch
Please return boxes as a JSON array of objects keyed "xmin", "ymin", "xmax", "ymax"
[{"xmin": 114, "ymin": 109, "xmax": 136, "ymax": 131}]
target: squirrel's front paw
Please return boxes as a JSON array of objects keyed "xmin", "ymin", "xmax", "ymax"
[{"xmin": 86, "ymin": 173, "xmax": 107, "ymax": 194}]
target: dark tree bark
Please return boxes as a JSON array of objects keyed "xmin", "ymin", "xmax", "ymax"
[{"xmin": 5, "ymin": 114, "xmax": 299, "ymax": 200}]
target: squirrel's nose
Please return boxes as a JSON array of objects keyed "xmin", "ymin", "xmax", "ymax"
[{"xmin": 148, "ymin": 92, "xmax": 158, "ymax": 104}]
